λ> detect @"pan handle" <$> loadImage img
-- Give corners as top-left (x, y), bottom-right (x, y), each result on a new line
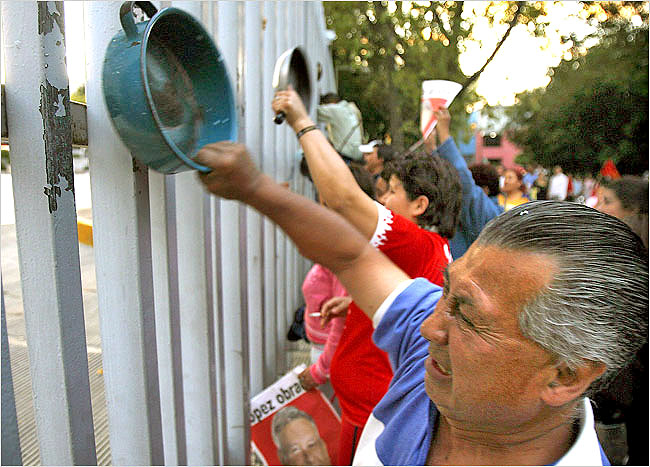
top-left (273, 111), bottom-right (286, 125)
top-left (119, 1), bottom-right (158, 40)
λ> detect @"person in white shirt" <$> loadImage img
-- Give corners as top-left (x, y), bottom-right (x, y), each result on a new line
top-left (548, 165), bottom-right (569, 200)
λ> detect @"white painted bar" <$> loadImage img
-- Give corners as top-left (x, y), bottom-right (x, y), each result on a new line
top-left (274, 1), bottom-right (290, 370)
top-left (2, 3), bottom-right (96, 464)
top-left (261, 0), bottom-right (280, 386)
top-left (215, 2), bottom-right (250, 464)
top-left (162, 3), bottom-right (220, 464)
top-left (84, 2), bottom-right (163, 464)
top-left (149, 171), bottom-right (187, 466)
top-left (202, 3), bottom-right (228, 464)
top-left (175, 169), bottom-right (218, 465)
top-left (290, 0), bottom-right (304, 319)
top-left (243, 1), bottom-right (266, 398)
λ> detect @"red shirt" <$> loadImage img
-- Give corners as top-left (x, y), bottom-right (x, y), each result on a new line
top-left (329, 203), bottom-right (452, 427)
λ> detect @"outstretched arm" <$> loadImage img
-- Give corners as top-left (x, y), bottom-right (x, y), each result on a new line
top-left (272, 89), bottom-right (378, 239)
top-left (195, 142), bottom-right (409, 319)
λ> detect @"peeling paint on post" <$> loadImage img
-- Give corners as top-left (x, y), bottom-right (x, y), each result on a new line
top-left (38, 1), bottom-right (74, 213)
top-left (40, 80), bottom-right (73, 212)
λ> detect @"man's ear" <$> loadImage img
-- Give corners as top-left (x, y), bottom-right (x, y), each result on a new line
top-left (541, 361), bottom-right (606, 407)
top-left (411, 195), bottom-right (429, 218)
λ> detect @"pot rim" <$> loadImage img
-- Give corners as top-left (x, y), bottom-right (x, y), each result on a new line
top-left (140, 7), bottom-right (231, 173)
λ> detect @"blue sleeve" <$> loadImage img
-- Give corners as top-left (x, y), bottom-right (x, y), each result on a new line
top-left (435, 137), bottom-right (503, 245)
top-left (373, 278), bottom-right (442, 373)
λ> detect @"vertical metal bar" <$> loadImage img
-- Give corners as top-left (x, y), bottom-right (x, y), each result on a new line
top-left (290, 0), bottom-right (304, 313)
top-left (274, 1), bottom-right (289, 374)
top-left (236, 2), bottom-right (252, 420)
top-left (284, 1), bottom-right (297, 334)
top-left (84, 2), bottom-right (163, 463)
top-left (149, 171), bottom-right (187, 466)
top-left (1, 278), bottom-right (22, 466)
top-left (206, 3), bottom-right (228, 464)
top-left (209, 194), bottom-right (227, 467)
top-left (175, 170), bottom-right (218, 465)
top-left (261, 0), bottom-right (279, 387)
top-left (215, 2), bottom-right (250, 464)
top-left (1, 3), bottom-right (96, 464)
top-left (166, 3), bottom-right (220, 464)
top-left (243, 0), bottom-right (265, 399)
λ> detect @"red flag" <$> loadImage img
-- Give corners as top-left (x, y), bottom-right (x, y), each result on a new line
top-left (600, 159), bottom-right (621, 179)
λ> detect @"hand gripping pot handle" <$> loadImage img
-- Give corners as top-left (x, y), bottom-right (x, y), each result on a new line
top-left (274, 111), bottom-right (287, 125)
top-left (119, 1), bottom-right (158, 40)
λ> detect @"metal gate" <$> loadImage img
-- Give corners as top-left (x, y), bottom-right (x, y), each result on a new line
top-left (1, 1), bottom-right (336, 464)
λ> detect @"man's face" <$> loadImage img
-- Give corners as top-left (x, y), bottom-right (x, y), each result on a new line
top-left (278, 418), bottom-right (331, 466)
top-left (363, 148), bottom-right (381, 174)
top-left (383, 175), bottom-right (420, 224)
top-left (419, 244), bottom-right (560, 431)
top-left (595, 187), bottom-right (632, 220)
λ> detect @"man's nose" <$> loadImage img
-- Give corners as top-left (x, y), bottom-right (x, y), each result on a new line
top-left (420, 304), bottom-right (449, 345)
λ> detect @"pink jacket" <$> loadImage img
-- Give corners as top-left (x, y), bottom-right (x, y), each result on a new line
top-left (301, 264), bottom-right (347, 385)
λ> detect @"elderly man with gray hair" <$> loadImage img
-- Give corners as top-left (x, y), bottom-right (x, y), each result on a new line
top-left (196, 141), bottom-right (648, 466)
top-left (271, 406), bottom-right (331, 466)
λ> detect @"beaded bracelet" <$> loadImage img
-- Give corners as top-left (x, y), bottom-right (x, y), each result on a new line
top-left (296, 125), bottom-right (318, 140)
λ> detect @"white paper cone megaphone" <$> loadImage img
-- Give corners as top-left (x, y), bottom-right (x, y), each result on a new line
top-left (420, 80), bottom-right (463, 139)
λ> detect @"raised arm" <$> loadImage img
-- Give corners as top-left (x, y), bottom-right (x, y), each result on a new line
top-left (272, 89), bottom-right (378, 239)
top-left (194, 142), bottom-right (408, 319)
top-left (427, 109), bottom-right (502, 242)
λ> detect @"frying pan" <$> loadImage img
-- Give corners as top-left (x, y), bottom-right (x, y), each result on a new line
top-left (272, 47), bottom-right (312, 124)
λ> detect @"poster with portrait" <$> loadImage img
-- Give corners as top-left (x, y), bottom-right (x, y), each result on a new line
top-left (420, 80), bottom-right (463, 139)
top-left (250, 365), bottom-right (341, 466)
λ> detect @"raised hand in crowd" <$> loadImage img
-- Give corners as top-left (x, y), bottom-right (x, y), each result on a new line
top-left (423, 128), bottom-right (437, 154)
top-left (434, 108), bottom-right (451, 144)
top-left (272, 85), bottom-right (312, 134)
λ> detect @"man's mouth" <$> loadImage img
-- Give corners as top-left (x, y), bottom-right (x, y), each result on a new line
top-left (426, 354), bottom-right (452, 378)
top-left (433, 359), bottom-right (451, 376)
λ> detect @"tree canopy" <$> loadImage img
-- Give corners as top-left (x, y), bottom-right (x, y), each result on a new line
top-left (506, 4), bottom-right (648, 175)
top-left (324, 1), bottom-right (648, 176)
top-left (323, 1), bottom-right (546, 150)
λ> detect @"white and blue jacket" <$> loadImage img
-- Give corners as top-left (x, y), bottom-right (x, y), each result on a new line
top-left (353, 278), bottom-right (610, 466)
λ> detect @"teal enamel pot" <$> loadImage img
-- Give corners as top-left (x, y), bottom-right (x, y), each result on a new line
top-left (102, 1), bottom-right (236, 173)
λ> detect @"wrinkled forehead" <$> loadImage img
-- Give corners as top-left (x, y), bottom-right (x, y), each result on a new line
top-left (452, 244), bottom-right (558, 314)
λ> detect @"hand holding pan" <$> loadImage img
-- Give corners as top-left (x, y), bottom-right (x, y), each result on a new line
top-left (271, 47), bottom-right (312, 124)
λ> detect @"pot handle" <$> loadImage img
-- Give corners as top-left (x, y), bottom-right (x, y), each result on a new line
top-left (273, 111), bottom-right (286, 125)
top-left (119, 1), bottom-right (158, 41)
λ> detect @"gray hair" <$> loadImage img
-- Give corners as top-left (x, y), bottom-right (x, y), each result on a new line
top-left (271, 406), bottom-right (317, 449)
top-left (476, 201), bottom-right (648, 395)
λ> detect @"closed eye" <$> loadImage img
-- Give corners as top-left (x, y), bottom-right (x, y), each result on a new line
top-left (449, 296), bottom-right (475, 329)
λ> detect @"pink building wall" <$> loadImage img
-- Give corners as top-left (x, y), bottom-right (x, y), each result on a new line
top-left (473, 132), bottom-right (523, 169)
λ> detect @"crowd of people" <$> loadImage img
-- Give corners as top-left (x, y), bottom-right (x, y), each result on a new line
top-left (195, 88), bottom-right (647, 466)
